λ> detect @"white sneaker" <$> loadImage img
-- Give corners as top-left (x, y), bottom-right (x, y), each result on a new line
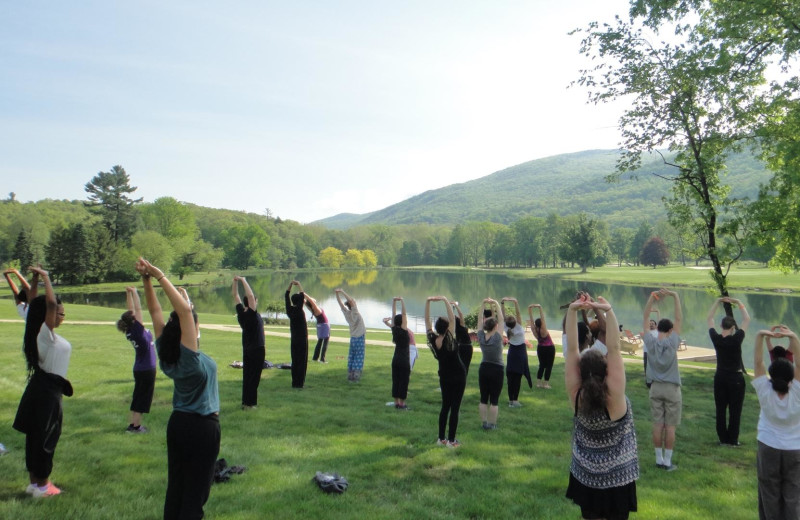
top-left (30, 482), bottom-right (61, 498)
top-left (25, 483), bottom-right (37, 495)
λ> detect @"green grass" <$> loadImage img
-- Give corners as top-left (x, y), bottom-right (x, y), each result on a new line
top-left (0, 305), bottom-right (761, 519)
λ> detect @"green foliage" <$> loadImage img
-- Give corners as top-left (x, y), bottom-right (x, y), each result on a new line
top-left (140, 196), bottom-right (198, 240)
top-left (83, 165), bottom-right (142, 245)
top-left (220, 224), bottom-right (271, 269)
top-left (46, 223), bottom-right (89, 284)
top-left (319, 246), bottom-right (345, 268)
top-left (558, 214), bottom-right (606, 273)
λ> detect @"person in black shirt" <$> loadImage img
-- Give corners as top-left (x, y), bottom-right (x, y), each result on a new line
top-left (706, 296), bottom-right (751, 446)
top-left (233, 276), bottom-right (265, 409)
top-left (452, 301), bottom-right (473, 377)
top-left (285, 280), bottom-right (309, 389)
top-left (383, 297), bottom-right (410, 409)
top-left (426, 296), bottom-right (467, 447)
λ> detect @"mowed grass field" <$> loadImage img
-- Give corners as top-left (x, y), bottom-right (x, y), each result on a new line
top-left (0, 302), bottom-right (762, 519)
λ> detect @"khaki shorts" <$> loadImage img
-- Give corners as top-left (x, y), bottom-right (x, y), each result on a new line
top-left (649, 381), bottom-right (682, 426)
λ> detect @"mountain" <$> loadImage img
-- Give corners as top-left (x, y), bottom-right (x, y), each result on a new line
top-left (313, 149), bottom-right (771, 229)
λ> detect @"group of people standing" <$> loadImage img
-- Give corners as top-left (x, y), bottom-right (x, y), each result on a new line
top-left (7, 264), bottom-right (800, 520)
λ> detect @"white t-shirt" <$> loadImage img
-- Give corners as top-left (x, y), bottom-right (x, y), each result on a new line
top-left (37, 323), bottom-right (72, 378)
top-left (753, 375), bottom-right (800, 450)
top-left (643, 329), bottom-right (657, 354)
top-left (17, 303), bottom-right (28, 319)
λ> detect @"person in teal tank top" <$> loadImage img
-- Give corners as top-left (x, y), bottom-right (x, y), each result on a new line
top-left (137, 258), bottom-right (220, 520)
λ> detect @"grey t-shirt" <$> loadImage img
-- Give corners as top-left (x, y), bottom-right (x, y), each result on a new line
top-left (643, 332), bottom-right (681, 385)
top-left (478, 329), bottom-right (504, 367)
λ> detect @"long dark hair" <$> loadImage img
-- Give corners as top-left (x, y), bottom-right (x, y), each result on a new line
top-left (117, 310), bottom-right (135, 334)
top-left (578, 349), bottom-right (608, 415)
top-left (157, 310), bottom-right (198, 365)
top-left (23, 295), bottom-right (49, 374)
top-left (769, 358), bottom-right (794, 394)
top-left (434, 317), bottom-right (456, 352)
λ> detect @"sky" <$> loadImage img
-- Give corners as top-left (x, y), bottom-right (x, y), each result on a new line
top-left (1, 1), bottom-right (633, 224)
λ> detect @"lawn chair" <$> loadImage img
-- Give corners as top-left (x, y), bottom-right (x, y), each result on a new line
top-left (619, 337), bottom-right (639, 355)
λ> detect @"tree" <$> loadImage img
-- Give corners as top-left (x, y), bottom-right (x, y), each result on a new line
top-left (398, 240), bottom-right (422, 266)
top-left (574, 11), bottom-right (767, 296)
top-left (629, 221), bottom-right (654, 266)
top-left (140, 197), bottom-right (197, 241)
top-left (130, 230), bottom-right (174, 270)
top-left (46, 224), bottom-right (89, 284)
top-left (12, 230), bottom-right (34, 273)
top-left (511, 216), bottom-right (544, 268)
top-left (220, 224), bottom-right (270, 269)
top-left (609, 228), bottom-right (634, 266)
top-left (361, 249), bottom-right (378, 268)
top-left (171, 236), bottom-right (223, 279)
top-left (343, 249), bottom-right (365, 268)
top-left (318, 247), bottom-right (344, 268)
top-left (640, 236), bottom-right (670, 268)
top-left (84, 165), bottom-right (142, 245)
top-left (559, 214), bottom-right (604, 273)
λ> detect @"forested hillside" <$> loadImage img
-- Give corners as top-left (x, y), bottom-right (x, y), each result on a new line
top-left (315, 149), bottom-right (770, 229)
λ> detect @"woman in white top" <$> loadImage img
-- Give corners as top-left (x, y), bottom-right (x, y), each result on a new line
top-left (753, 325), bottom-right (800, 520)
top-left (13, 267), bottom-right (72, 498)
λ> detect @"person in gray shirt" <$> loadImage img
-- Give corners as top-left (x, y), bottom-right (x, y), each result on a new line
top-left (643, 288), bottom-right (682, 471)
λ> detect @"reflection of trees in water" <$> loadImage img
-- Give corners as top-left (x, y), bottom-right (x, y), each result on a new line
top-left (747, 293), bottom-right (789, 324)
top-left (318, 272), bottom-right (345, 288)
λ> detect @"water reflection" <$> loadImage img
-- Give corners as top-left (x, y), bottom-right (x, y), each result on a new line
top-left (57, 269), bottom-right (800, 368)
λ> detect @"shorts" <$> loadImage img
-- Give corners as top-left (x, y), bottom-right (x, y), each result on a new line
top-left (649, 381), bottom-right (681, 426)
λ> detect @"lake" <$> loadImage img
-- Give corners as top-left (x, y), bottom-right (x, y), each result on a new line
top-left (59, 269), bottom-right (800, 366)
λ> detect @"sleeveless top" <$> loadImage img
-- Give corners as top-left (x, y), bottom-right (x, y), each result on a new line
top-left (570, 392), bottom-right (639, 489)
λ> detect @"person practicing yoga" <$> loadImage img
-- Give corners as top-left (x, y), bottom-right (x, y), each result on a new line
top-left (425, 296), bottom-right (467, 447)
top-left (116, 286), bottom-right (156, 433)
top-left (233, 276), bottom-right (265, 409)
top-left (13, 267), bottom-right (72, 498)
top-left (384, 297), bottom-right (411, 409)
top-left (335, 289), bottom-right (366, 382)
top-left (137, 258), bottom-right (220, 519)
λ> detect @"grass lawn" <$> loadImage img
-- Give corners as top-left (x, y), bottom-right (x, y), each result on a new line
top-left (0, 303), bottom-right (762, 519)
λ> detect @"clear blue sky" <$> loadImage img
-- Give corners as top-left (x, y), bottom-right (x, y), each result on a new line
top-left (1, 1), bottom-right (631, 223)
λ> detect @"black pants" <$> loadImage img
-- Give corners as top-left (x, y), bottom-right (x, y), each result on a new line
top-left (242, 348), bottom-right (265, 406)
top-left (507, 371), bottom-right (523, 401)
top-left (536, 345), bottom-right (555, 381)
top-left (131, 368), bottom-right (156, 413)
top-left (312, 337), bottom-right (329, 362)
top-left (165, 411), bottom-right (221, 520)
top-left (459, 343), bottom-right (473, 377)
top-left (439, 377), bottom-right (466, 441)
top-left (290, 339), bottom-right (308, 388)
top-left (479, 363), bottom-right (504, 406)
top-left (392, 364), bottom-right (410, 400)
top-left (714, 371), bottom-right (745, 444)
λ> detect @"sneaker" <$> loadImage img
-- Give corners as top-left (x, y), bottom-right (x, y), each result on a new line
top-left (436, 439), bottom-right (447, 446)
top-left (130, 425), bottom-right (148, 434)
top-left (663, 464), bottom-right (678, 472)
top-left (488, 423), bottom-right (498, 430)
top-left (241, 405), bottom-right (257, 411)
top-left (0, 443), bottom-right (7, 455)
top-left (656, 463), bottom-right (666, 469)
top-left (396, 404), bottom-right (409, 410)
top-left (31, 482), bottom-right (61, 498)
top-left (509, 401), bottom-right (522, 408)
top-left (482, 421), bottom-right (490, 430)
top-left (446, 440), bottom-right (461, 448)
top-left (543, 383), bottom-right (552, 390)
top-left (25, 483), bottom-right (37, 495)
top-left (125, 424), bottom-right (136, 432)
top-left (536, 382), bottom-right (544, 388)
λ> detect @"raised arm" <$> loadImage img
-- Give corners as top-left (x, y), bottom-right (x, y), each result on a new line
top-left (529, 304), bottom-right (548, 336)
top-left (397, 297), bottom-right (408, 329)
top-left (444, 297), bottom-right (456, 335)
top-left (662, 288), bottom-right (682, 334)
top-left (137, 258), bottom-right (196, 351)
top-left (30, 267), bottom-right (58, 331)
top-left (565, 296), bottom-right (588, 404)
top-left (129, 287), bottom-right (144, 324)
top-left (506, 298), bottom-right (522, 324)
top-left (452, 301), bottom-right (464, 323)
top-left (240, 276), bottom-right (256, 311)
top-left (424, 297), bottom-right (434, 332)
top-left (305, 293), bottom-right (321, 315)
top-left (643, 291), bottom-right (657, 335)
top-left (334, 289), bottom-right (346, 312)
top-left (707, 297), bottom-right (723, 329)
top-left (232, 276), bottom-right (242, 305)
top-left (137, 264), bottom-right (165, 337)
top-left (595, 297), bottom-right (624, 401)
top-left (785, 327), bottom-right (800, 382)
top-left (729, 297), bottom-right (750, 333)
top-left (754, 330), bottom-right (771, 379)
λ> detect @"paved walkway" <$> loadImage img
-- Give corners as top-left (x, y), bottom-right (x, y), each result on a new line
top-left (1, 318), bottom-right (717, 366)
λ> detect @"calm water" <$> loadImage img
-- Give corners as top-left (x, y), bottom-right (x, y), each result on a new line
top-left (58, 269), bottom-right (800, 367)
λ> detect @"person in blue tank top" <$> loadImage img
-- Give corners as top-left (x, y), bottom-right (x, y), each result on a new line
top-left (137, 258), bottom-right (220, 520)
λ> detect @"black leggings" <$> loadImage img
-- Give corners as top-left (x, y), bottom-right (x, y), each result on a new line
top-left (312, 337), bottom-right (330, 362)
top-left (714, 371), bottom-right (746, 444)
top-left (165, 411), bottom-right (221, 520)
top-left (290, 338), bottom-right (308, 388)
top-left (536, 345), bottom-right (555, 381)
top-left (242, 348), bottom-right (265, 406)
top-left (507, 371), bottom-right (523, 401)
top-left (479, 363), bottom-right (504, 406)
top-left (439, 377), bottom-right (466, 441)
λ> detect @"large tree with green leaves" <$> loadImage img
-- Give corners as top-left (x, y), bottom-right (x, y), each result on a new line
top-left (574, 9), bottom-right (771, 296)
top-left (559, 214), bottom-right (606, 273)
top-left (84, 165), bottom-right (142, 245)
